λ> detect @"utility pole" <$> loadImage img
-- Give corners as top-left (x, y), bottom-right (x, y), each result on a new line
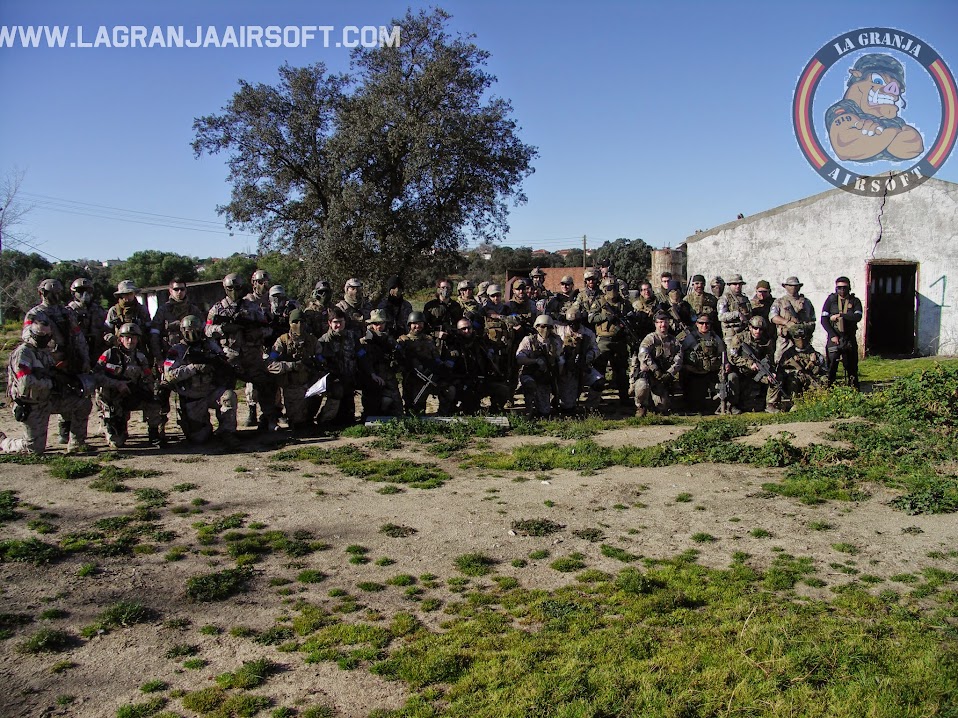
top-left (582, 234), bottom-right (587, 269)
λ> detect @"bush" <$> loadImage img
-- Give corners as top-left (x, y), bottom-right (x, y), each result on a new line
top-left (884, 364), bottom-right (958, 426)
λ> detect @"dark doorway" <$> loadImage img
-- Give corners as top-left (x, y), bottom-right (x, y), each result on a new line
top-left (866, 262), bottom-right (917, 355)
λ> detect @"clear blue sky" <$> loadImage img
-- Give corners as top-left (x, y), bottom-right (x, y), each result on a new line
top-left (2, 0), bottom-right (956, 263)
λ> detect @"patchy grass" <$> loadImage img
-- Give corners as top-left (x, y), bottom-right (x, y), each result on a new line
top-left (379, 523), bottom-right (417, 538)
top-left (511, 518), bottom-right (564, 536)
top-left (215, 658), bottom-right (276, 689)
top-left (0, 537), bottom-right (62, 564)
top-left (186, 567), bottom-right (254, 602)
top-left (454, 553), bottom-right (498, 577)
top-left (17, 627), bottom-right (77, 654)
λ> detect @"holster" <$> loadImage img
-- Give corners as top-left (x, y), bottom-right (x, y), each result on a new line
top-left (13, 400), bottom-right (32, 422)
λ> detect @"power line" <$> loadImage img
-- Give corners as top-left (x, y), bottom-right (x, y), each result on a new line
top-left (21, 191), bottom-right (260, 238)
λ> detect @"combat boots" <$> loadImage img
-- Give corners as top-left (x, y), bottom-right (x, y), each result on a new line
top-left (244, 405), bottom-right (258, 427)
top-left (148, 426), bottom-right (168, 448)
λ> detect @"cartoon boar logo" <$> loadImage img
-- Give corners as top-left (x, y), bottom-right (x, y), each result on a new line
top-left (826, 53), bottom-right (923, 162)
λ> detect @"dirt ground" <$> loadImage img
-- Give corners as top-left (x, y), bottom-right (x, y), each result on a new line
top-left (0, 408), bottom-right (955, 718)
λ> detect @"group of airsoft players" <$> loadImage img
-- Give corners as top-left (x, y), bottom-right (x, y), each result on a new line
top-left (1, 265), bottom-right (863, 454)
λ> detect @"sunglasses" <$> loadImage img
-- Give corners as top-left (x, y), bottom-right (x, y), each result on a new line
top-left (171, 287), bottom-right (186, 293)
top-left (836, 285), bottom-right (850, 290)
top-left (560, 282), bottom-right (572, 286)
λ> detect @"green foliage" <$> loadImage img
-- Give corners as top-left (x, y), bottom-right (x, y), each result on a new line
top-left (48, 457), bottom-right (101, 480)
top-left (297, 570), bottom-right (326, 584)
top-left (0, 537), bottom-right (62, 564)
top-left (192, 7), bottom-right (536, 289)
top-left (510, 518), bottom-right (564, 536)
top-left (215, 658), bottom-right (276, 689)
top-left (550, 553), bottom-right (587, 572)
top-left (0, 490), bottom-right (20, 521)
top-left (339, 458), bottom-right (450, 489)
top-left (186, 567), bottom-right (254, 602)
top-left (591, 238), bottom-right (654, 289)
top-left (17, 627), bottom-right (76, 653)
top-left (165, 643), bottom-right (198, 659)
top-left (691, 533), bottom-right (717, 544)
top-left (98, 601), bottom-right (155, 629)
top-left (600, 544), bottom-right (640, 563)
top-left (454, 553), bottom-right (498, 577)
top-left (883, 363), bottom-right (958, 426)
top-left (115, 696), bottom-right (168, 718)
top-left (380, 523), bottom-right (417, 538)
top-left (889, 478), bottom-right (958, 515)
top-left (112, 250), bottom-right (198, 289)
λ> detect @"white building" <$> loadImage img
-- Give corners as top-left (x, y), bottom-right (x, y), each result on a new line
top-left (685, 178), bottom-right (958, 356)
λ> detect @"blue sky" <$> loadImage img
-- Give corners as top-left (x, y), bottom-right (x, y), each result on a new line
top-left (1, 0), bottom-right (956, 263)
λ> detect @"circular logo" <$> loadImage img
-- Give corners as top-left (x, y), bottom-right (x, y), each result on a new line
top-left (793, 27), bottom-right (957, 196)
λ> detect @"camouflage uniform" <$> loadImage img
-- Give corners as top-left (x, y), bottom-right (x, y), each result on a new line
top-left (335, 297), bottom-right (372, 339)
top-left (358, 323), bottom-right (403, 418)
top-left (632, 330), bottom-right (683, 415)
top-left (423, 297), bottom-right (463, 338)
top-left (769, 290), bottom-right (816, 363)
top-left (717, 290), bottom-right (752, 342)
top-left (206, 295), bottom-right (278, 429)
top-left (680, 327), bottom-right (729, 413)
top-left (267, 326), bottom-right (324, 428)
top-left (316, 326), bottom-right (359, 426)
top-left (728, 325), bottom-right (781, 412)
top-left (685, 290), bottom-right (718, 323)
top-left (24, 301), bottom-right (90, 373)
top-left (150, 292), bottom-right (203, 436)
top-left (95, 340), bottom-right (163, 448)
top-left (398, 327), bottom-right (448, 414)
top-left (105, 300), bottom-right (152, 358)
top-left (163, 338), bottom-right (238, 444)
top-left (555, 320), bottom-right (602, 411)
top-left (516, 328), bottom-right (564, 417)
top-left (446, 325), bottom-right (510, 414)
top-left (67, 297), bottom-right (107, 368)
top-left (778, 341), bottom-right (827, 403)
top-left (589, 285), bottom-right (634, 405)
top-left (1, 324), bottom-right (93, 454)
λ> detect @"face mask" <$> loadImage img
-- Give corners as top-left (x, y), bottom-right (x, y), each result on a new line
top-left (289, 323), bottom-right (301, 338)
top-left (119, 296), bottom-right (135, 307)
top-left (438, 287), bottom-right (451, 300)
top-left (35, 334), bottom-right (53, 348)
top-left (79, 292), bottom-right (93, 305)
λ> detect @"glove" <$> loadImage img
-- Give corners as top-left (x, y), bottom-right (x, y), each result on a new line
top-left (536, 358), bottom-right (547, 370)
top-left (654, 369), bottom-right (667, 382)
top-left (195, 363), bottom-right (215, 375)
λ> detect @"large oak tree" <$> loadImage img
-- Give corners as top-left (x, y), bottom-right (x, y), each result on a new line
top-left (192, 8), bottom-right (537, 290)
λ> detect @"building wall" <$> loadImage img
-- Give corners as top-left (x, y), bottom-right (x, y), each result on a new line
top-left (685, 179), bottom-right (958, 355)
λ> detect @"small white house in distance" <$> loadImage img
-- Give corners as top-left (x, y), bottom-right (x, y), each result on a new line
top-left (684, 178), bottom-right (958, 357)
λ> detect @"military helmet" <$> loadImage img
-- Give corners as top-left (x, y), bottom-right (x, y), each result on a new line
top-left (38, 278), bottom-right (64, 295)
top-left (268, 284), bottom-right (287, 298)
top-left (533, 314), bottom-right (554, 328)
top-left (114, 280), bottom-right (139, 296)
top-left (601, 278), bottom-right (617, 290)
top-left (23, 315), bottom-right (53, 343)
top-left (345, 277), bottom-right (363, 289)
top-left (313, 279), bottom-right (331, 292)
top-left (70, 277), bottom-right (94, 293)
top-left (223, 273), bottom-right (244, 289)
top-left (529, 267), bottom-right (545, 277)
top-left (789, 325), bottom-right (808, 338)
top-left (560, 275), bottom-right (574, 285)
top-left (457, 279), bottom-right (474, 292)
top-left (367, 309), bottom-right (389, 324)
top-left (181, 315), bottom-right (205, 343)
top-left (118, 322), bottom-right (142, 338)
top-left (710, 276), bottom-right (725, 288)
top-left (486, 284), bottom-right (502, 297)
top-left (849, 53), bottom-right (905, 88)
top-left (407, 311), bottom-right (426, 324)
top-left (749, 316), bottom-right (767, 329)
top-left (251, 269), bottom-right (270, 283)
top-left (566, 306), bottom-right (584, 322)
top-left (583, 269), bottom-right (598, 280)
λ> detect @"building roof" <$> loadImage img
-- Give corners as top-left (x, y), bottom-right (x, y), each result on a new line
top-left (685, 176), bottom-right (957, 245)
